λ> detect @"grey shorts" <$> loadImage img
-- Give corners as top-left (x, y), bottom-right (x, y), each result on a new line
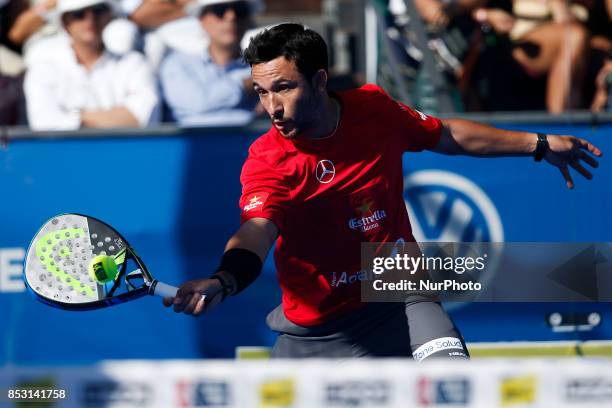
top-left (267, 301), bottom-right (469, 360)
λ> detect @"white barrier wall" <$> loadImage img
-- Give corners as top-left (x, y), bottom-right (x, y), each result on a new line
top-left (1, 358), bottom-right (612, 407)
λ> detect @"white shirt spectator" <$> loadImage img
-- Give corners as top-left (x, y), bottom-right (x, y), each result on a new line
top-left (24, 33), bottom-right (159, 130)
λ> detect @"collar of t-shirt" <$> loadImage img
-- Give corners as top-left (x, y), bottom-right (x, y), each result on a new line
top-left (52, 33), bottom-right (116, 73)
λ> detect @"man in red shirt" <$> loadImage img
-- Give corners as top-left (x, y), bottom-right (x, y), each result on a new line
top-left (164, 23), bottom-right (603, 359)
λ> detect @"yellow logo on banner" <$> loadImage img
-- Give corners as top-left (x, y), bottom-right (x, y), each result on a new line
top-left (259, 378), bottom-right (295, 407)
top-left (500, 375), bottom-right (537, 406)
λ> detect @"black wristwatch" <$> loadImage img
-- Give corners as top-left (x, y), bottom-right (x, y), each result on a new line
top-left (533, 133), bottom-right (549, 162)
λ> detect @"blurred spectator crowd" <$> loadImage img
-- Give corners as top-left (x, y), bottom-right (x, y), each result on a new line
top-left (387, 0), bottom-right (612, 113)
top-left (0, 0), bottom-right (261, 129)
top-left (0, 0), bottom-right (610, 130)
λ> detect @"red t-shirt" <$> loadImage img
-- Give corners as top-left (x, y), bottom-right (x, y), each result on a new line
top-left (239, 84), bottom-right (442, 326)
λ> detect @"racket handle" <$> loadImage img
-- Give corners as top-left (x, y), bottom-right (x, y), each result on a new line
top-left (152, 281), bottom-right (179, 298)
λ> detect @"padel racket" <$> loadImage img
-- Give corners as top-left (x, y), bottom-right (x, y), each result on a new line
top-left (23, 213), bottom-right (181, 310)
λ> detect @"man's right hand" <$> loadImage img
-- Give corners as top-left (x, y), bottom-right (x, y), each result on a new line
top-left (162, 278), bottom-right (225, 316)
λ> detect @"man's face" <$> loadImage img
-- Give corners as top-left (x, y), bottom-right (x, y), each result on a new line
top-left (200, 1), bottom-right (251, 49)
top-left (63, 3), bottom-right (112, 47)
top-left (252, 56), bottom-right (324, 139)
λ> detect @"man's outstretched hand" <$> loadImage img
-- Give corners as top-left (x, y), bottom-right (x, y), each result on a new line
top-left (162, 278), bottom-right (224, 316)
top-left (545, 135), bottom-right (603, 189)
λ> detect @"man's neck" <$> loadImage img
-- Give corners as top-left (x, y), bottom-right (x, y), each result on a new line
top-left (304, 94), bottom-right (340, 140)
top-left (73, 41), bottom-right (104, 71)
top-left (208, 43), bottom-right (241, 66)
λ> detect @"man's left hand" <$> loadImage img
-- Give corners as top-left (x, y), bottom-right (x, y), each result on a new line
top-left (545, 135), bottom-right (603, 189)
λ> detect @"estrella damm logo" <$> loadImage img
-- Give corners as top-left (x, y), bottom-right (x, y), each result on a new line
top-left (243, 192), bottom-right (269, 213)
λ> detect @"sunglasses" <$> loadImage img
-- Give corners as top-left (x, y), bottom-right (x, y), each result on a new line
top-left (202, 1), bottom-right (251, 19)
top-left (66, 4), bottom-right (111, 20)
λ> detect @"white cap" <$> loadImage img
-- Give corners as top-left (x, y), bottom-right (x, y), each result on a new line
top-left (57, 0), bottom-right (115, 15)
top-left (186, 0), bottom-right (264, 17)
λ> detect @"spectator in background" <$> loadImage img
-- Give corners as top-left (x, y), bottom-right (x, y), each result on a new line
top-left (472, 0), bottom-right (589, 113)
top-left (159, 0), bottom-right (260, 126)
top-left (124, 0), bottom-right (206, 70)
top-left (24, 0), bottom-right (159, 130)
top-left (1, 0), bottom-right (29, 124)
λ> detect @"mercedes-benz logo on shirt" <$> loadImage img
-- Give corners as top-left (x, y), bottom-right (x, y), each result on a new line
top-left (315, 160), bottom-right (336, 184)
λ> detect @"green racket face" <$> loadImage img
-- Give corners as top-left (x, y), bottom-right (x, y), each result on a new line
top-left (24, 214), bottom-right (134, 307)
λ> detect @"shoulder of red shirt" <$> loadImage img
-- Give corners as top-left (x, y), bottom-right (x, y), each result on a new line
top-left (337, 83), bottom-right (395, 108)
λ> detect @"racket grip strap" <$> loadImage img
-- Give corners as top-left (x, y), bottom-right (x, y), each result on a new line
top-left (152, 281), bottom-right (179, 298)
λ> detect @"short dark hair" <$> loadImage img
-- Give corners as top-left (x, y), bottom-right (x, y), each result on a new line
top-left (243, 23), bottom-right (328, 82)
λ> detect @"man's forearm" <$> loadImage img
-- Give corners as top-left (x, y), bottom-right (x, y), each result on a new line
top-left (437, 118), bottom-right (538, 157)
top-left (81, 108), bottom-right (139, 128)
top-left (129, 0), bottom-right (187, 29)
top-left (214, 218), bottom-right (277, 296)
top-left (8, 9), bottom-right (47, 45)
top-left (224, 218), bottom-right (277, 263)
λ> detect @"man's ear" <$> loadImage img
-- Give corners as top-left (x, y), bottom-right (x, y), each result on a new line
top-left (311, 69), bottom-right (328, 94)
